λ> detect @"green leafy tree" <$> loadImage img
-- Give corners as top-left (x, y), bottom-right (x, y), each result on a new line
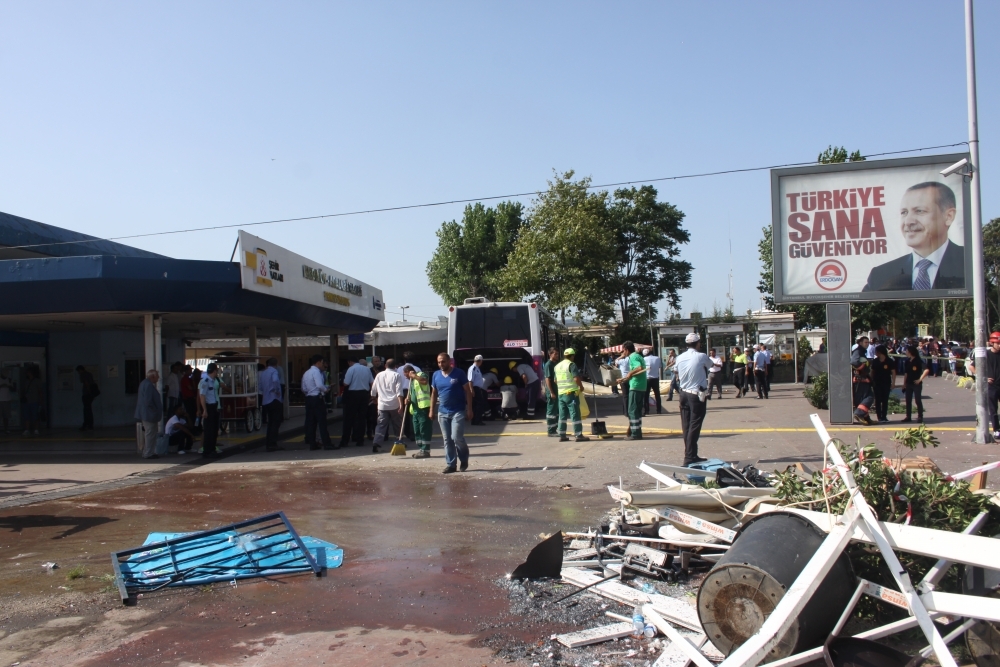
top-left (500, 171), bottom-right (609, 321)
top-left (818, 145), bottom-right (864, 164)
top-left (426, 201), bottom-right (525, 305)
top-left (602, 185), bottom-right (692, 330)
top-left (983, 217), bottom-right (1000, 327)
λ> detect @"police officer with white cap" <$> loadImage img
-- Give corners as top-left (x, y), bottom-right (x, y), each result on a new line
top-left (674, 332), bottom-right (713, 466)
top-left (469, 354), bottom-right (486, 425)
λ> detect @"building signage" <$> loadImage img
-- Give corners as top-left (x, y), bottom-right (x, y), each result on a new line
top-left (347, 333), bottom-right (365, 350)
top-left (238, 231), bottom-right (384, 320)
top-left (771, 154), bottom-right (973, 304)
top-left (706, 324), bottom-right (744, 334)
top-left (659, 326), bottom-right (695, 336)
top-left (758, 322), bottom-right (796, 332)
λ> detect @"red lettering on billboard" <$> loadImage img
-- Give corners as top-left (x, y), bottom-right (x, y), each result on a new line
top-left (812, 211), bottom-right (835, 241)
top-left (788, 213), bottom-right (810, 242)
top-left (861, 208), bottom-right (886, 238)
top-left (835, 209), bottom-right (859, 239)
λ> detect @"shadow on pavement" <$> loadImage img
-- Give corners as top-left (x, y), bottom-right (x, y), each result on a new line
top-left (0, 514), bottom-right (117, 539)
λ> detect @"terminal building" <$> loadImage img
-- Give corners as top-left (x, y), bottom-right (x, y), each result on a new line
top-left (0, 212), bottom-right (384, 429)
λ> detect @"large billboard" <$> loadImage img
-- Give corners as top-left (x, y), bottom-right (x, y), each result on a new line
top-left (771, 154), bottom-right (972, 304)
top-left (238, 231), bottom-right (385, 321)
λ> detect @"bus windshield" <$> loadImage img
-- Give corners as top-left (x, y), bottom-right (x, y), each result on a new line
top-left (453, 306), bottom-right (531, 350)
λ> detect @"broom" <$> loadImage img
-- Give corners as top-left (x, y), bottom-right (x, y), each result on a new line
top-left (390, 409), bottom-right (407, 456)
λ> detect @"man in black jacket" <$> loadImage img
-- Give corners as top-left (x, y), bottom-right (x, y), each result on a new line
top-left (863, 182), bottom-right (964, 292)
top-left (970, 331), bottom-right (1000, 439)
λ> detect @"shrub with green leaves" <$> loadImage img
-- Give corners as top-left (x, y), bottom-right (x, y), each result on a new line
top-left (803, 372), bottom-right (828, 410)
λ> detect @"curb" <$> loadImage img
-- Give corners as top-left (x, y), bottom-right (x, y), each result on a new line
top-left (0, 413), bottom-right (343, 510)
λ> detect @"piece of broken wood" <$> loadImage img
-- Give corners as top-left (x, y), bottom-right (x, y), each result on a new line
top-left (555, 622), bottom-right (636, 648)
top-left (561, 567), bottom-right (701, 631)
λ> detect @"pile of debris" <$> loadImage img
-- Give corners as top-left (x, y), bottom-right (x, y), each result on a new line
top-left (502, 416), bottom-right (1000, 667)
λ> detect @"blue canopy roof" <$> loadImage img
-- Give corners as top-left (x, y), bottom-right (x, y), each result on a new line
top-left (0, 210), bottom-right (163, 259)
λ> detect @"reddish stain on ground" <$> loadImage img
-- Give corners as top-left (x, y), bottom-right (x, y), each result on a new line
top-left (0, 465), bottom-right (602, 665)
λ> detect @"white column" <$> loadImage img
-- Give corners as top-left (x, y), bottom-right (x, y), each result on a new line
top-left (280, 331), bottom-right (289, 419)
top-left (143, 314), bottom-right (162, 392)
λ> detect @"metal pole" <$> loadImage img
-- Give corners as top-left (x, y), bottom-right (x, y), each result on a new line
top-left (965, 0), bottom-right (991, 444)
top-left (942, 300), bottom-right (947, 341)
top-left (793, 330), bottom-right (799, 384)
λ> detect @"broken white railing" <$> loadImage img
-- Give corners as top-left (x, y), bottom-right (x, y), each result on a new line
top-left (652, 413), bottom-right (998, 667)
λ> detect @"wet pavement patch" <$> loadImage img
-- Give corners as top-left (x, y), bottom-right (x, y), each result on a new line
top-left (0, 464), bottom-right (605, 666)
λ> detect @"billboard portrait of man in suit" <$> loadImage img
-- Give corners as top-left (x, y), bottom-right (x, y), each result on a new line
top-left (862, 181), bottom-right (964, 292)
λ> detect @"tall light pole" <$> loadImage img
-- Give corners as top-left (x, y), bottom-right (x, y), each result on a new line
top-left (964, 0), bottom-right (991, 444)
top-left (399, 306), bottom-right (410, 322)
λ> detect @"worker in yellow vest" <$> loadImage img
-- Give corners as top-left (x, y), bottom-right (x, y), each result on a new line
top-left (555, 348), bottom-right (590, 442)
top-left (404, 367), bottom-right (432, 458)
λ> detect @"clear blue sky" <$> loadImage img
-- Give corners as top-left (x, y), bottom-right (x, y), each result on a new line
top-left (2, 2), bottom-right (996, 324)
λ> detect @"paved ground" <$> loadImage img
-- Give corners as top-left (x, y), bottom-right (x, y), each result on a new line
top-left (0, 377), bottom-right (996, 666)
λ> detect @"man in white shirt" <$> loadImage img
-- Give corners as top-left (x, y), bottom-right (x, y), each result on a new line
top-left (165, 404), bottom-right (195, 454)
top-left (468, 355), bottom-right (486, 425)
top-left (707, 349), bottom-right (724, 399)
top-left (301, 354), bottom-right (332, 450)
top-left (339, 357), bottom-right (372, 448)
top-left (515, 361), bottom-right (541, 418)
top-left (397, 352), bottom-right (421, 441)
top-left (370, 358), bottom-right (403, 453)
top-left (674, 333), bottom-right (714, 466)
top-left (642, 348), bottom-right (663, 415)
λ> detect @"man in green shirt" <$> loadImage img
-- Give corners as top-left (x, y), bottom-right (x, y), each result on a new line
top-left (555, 348), bottom-right (590, 442)
top-left (542, 347), bottom-right (560, 436)
top-left (616, 341), bottom-right (647, 440)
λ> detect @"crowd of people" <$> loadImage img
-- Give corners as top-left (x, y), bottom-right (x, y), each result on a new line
top-left (850, 332), bottom-right (1000, 433)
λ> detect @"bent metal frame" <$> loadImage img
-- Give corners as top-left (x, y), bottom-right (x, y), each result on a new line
top-left (110, 511), bottom-right (321, 604)
top-left (648, 413), bottom-right (1000, 667)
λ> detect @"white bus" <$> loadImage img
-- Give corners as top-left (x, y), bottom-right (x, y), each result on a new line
top-left (447, 299), bottom-right (567, 401)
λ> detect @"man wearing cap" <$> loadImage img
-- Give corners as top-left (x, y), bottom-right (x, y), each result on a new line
top-left (198, 363), bottom-right (221, 458)
top-left (554, 348), bottom-right (589, 442)
top-left (468, 355), bottom-right (486, 425)
top-left (615, 341), bottom-right (647, 440)
top-left (403, 366), bottom-right (433, 457)
top-left (674, 333), bottom-right (713, 465)
top-left (851, 336), bottom-right (875, 425)
top-left (543, 347), bottom-right (560, 436)
top-left (752, 344), bottom-right (770, 400)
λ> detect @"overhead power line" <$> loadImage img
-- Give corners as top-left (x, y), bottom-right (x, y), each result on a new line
top-left (6, 141), bottom-right (968, 252)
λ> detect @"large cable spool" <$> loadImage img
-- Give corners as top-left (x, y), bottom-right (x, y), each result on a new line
top-left (697, 512), bottom-right (855, 660)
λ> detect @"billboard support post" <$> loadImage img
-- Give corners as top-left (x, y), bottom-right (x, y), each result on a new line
top-left (964, 0), bottom-right (991, 444)
top-left (827, 303), bottom-right (853, 425)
